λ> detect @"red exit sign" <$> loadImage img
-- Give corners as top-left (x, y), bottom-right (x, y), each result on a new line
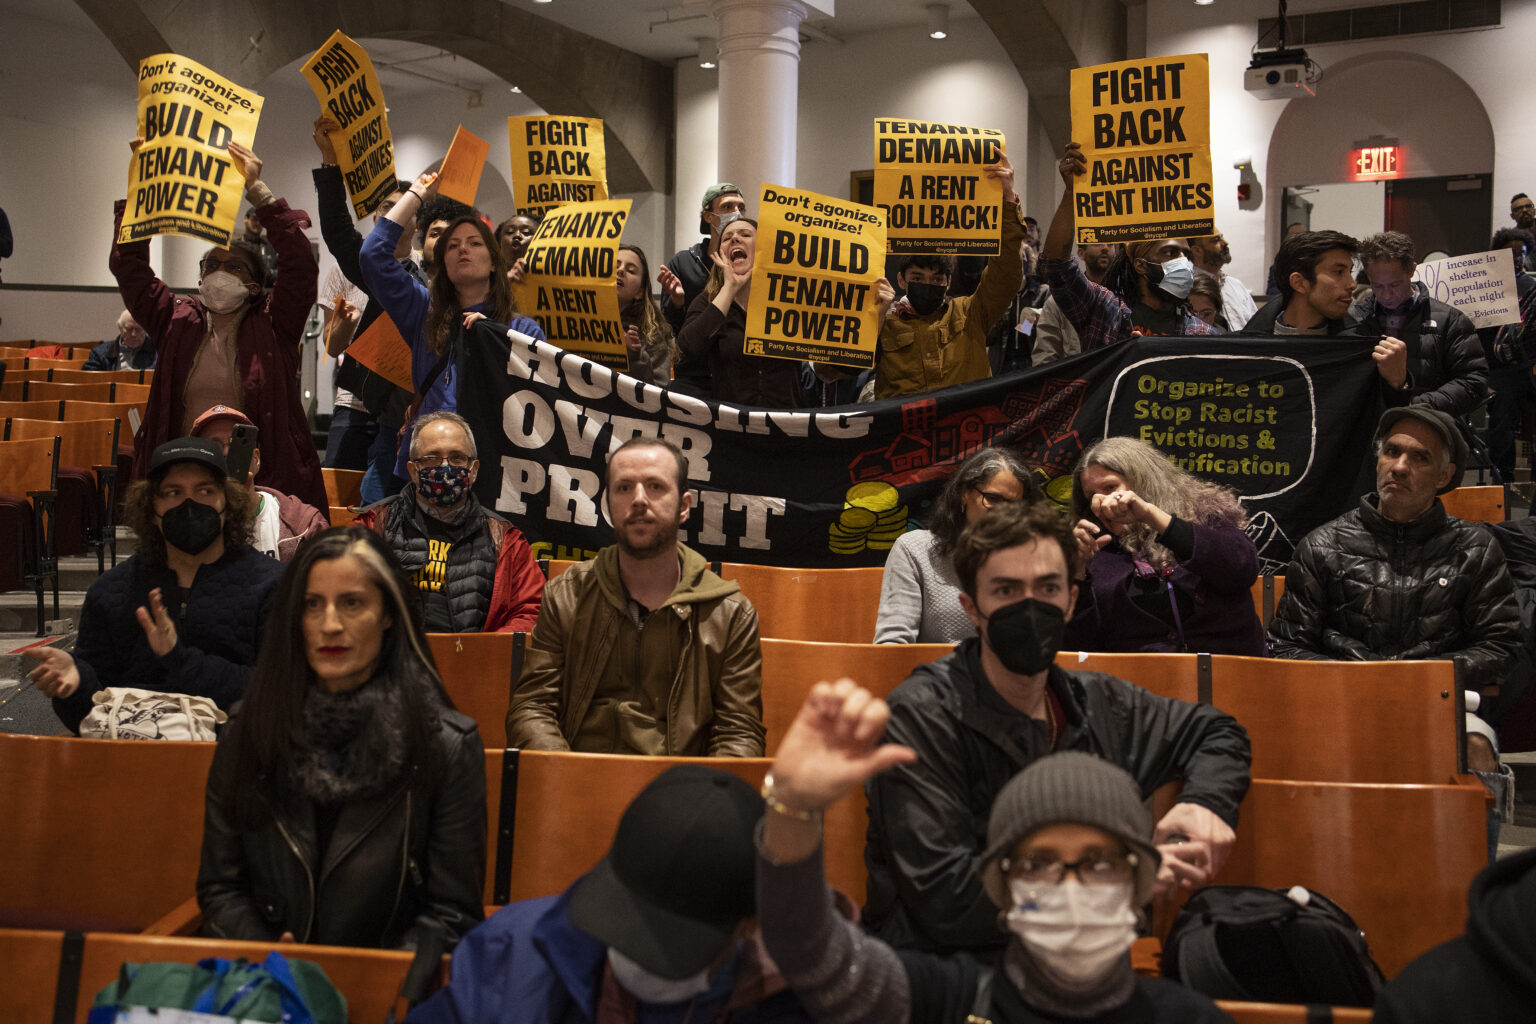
top-left (1350, 145), bottom-right (1402, 181)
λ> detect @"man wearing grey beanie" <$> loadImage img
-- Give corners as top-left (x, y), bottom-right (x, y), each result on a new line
top-left (757, 681), bottom-right (1231, 1022)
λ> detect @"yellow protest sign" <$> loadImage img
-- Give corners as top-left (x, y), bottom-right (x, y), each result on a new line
top-left (119, 54), bottom-right (263, 246)
top-left (1069, 53), bottom-right (1213, 244)
top-left (511, 199), bottom-right (632, 368)
top-left (508, 116), bottom-right (609, 217)
top-left (438, 125), bottom-right (489, 207)
top-left (301, 31), bottom-right (397, 218)
top-left (873, 118), bottom-right (1005, 254)
top-left (344, 312), bottom-right (413, 392)
top-left (745, 184), bottom-right (886, 369)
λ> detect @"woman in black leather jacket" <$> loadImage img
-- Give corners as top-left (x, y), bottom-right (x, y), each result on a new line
top-left (197, 527), bottom-right (486, 951)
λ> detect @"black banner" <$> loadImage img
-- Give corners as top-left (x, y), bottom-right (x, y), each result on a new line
top-left (463, 330), bottom-right (1383, 570)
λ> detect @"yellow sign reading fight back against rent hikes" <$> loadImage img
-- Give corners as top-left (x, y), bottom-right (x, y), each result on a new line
top-left (745, 184), bottom-right (887, 369)
top-left (873, 118), bottom-right (1004, 255)
top-left (508, 116), bottom-right (609, 217)
top-left (119, 54), bottom-right (264, 246)
top-left (301, 31), bottom-right (397, 218)
top-left (511, 199), bottom-right (631, 369)
top-left (1069, 53), bottom-right (1213, 244)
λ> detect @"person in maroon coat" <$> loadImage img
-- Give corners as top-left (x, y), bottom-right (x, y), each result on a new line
top-left (1067, 436), bottom-right (1266, 656)
top-left (111, 139), bottom-right (326, 511)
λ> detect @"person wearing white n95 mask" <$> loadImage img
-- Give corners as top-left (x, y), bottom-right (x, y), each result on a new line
top-left (756, 686), bottom-right (1234, 1023)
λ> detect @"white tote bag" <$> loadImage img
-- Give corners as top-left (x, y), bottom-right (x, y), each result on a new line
top-left (78, 687), bottom-right (227, 741)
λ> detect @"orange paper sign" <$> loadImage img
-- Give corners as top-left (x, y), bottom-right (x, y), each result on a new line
top-left (437, 125), bottom-right (489, 207)
top-left (344, 312), bottom-right (413, 392)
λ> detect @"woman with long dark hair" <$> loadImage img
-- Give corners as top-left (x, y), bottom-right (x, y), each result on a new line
top-left (616, 243), bottom-right (677, 386)
top-left (360, 172), bottom-right (545, 483)
top-left (874, 447), bottom-right (1040, 643)
top-left (197, 527), bottom-right (486, 950)
top-left (1068, 437), bottom-right (1265, 655)
top-left (676, 217), bottom-right (806, 407)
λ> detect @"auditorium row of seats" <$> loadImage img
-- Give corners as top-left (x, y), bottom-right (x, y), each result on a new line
top-left (1, 643), bottom-right (1485, 1021)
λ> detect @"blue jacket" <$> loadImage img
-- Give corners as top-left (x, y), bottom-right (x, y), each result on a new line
top-left (83, 335), bottom-right (158, 371)
top-left (358, 218), bottom-right (545, 478)
top-left (408, 887), bottom-right (813, 1024)
top-left (52, 547), bottom-right (284, 732)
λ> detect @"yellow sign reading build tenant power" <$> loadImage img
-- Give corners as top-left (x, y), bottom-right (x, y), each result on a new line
top-left (301, 31), bottom-right (397, 218)
top-left (873, 118), bottom-right (1005, 254)
top-left (745, 185), bottom-right (887, 369)
top-left (511, 199), bottom-right (631, 369)
top-left (1069, 53), bottom-right (1212, 244)
top-left (508, 116), bottom-right (609, 217)
top-left (120, 54), bottom-right (263, 246)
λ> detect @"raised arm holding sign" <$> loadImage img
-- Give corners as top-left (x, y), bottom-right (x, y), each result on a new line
top-left (300, 31), bottom-right (397, 218)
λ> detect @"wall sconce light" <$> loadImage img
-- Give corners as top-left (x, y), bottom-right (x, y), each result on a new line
top-left (698, 38), bottom-right (716, 69)
top-left (927, 4), bottom-right (949, 39)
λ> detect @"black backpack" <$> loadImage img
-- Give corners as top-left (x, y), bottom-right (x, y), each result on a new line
top-left (1162, 884), bottom-right (1386, 1006)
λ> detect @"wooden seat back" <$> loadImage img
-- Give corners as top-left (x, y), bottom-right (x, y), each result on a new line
top-left (321, 467), bottom-right (365, 507)
top-left (112, 382), bottom-right (153, 404)
top-left (545, 557), bottom-right (581, 579)
top-left (718, 563), bottom-right (885, 642)
top-left (499, 751), bottom-right (869, 906)
top-left (760, 639), bottom-right (952, 754)
top-left (1209, 657), bottom-right (1462, 783)
top-left (1216, 1002), bottom-right (1372, 1023)
top-left (1211, 778), bottom-right (1486, 978)
top-left (1440, 485), bottom-right (1505, 523)
top-left (0, 929), bottom-right (66, 1023)
top-left (24, 380), bottom-right (116, 403)
top-left (47, 368), bottom-right (152, 385)
top-left (329, 505), bottom-right (359, 527)
top-left (5, 417), bottom-right (119, 474)
top-left (0, 735), bottom-right (215, 932)
top-left (62, 399), bottom-right (148, 431)
top-left (0, 435), bottom-right (60, 498)
top-left (1249, 575), bottom-right (1286, 627)
top-left (1056, 651), bottom-right (1202, 703)
top-left (0, 378), bottom-right (24, 401)
top-left (428, 632), bottom-right (522, 749)
top-left (0, 399), bottom-right (63, 421)
top-left (23, 355), bottom-right (90, 370)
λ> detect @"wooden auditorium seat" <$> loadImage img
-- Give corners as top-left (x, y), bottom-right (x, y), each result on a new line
top-left (1208, 656), bottom-right (1466, 784)
top-left (5, 416), bottom-right (122, 569)
top-left (1056, 651), bottom-right (1201, 703)
top-left (24, 380), bottom-right (116, 403)
top-left (759, 638), bottom-right (952, 754)
top-left (0, 398), bottom-right (63, 422)
top-left (0, 734), bottom-right (215, 933)
top-left (495, 751), bottom-right (870, 907)
top-left (427, 632), bottom-right (524, 749)
top-left (1249, 574), bottom-right (1286, 628)
top-left (718, 562), bottom-right (885, 643)
top-left (1440, 485), bottom-right (1505, 523)
top-left (321, 466), bottom-right (364, 508)
top-left (0, 434), bottom-right (60, 629)
top-left (1216, 1002), bottom-right (1372, 1023)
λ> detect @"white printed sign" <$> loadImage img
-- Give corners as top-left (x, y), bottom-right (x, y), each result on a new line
top-left (1413, 248), bottom-right (1521, 329)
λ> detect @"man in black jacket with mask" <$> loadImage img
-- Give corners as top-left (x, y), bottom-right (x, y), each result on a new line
top-left (862, 500), bottom-right (1251, 957)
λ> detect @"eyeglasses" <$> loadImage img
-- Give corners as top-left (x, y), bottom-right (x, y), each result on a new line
top-left (200, 257), bottom-right (252, 277)
top-left (970, 487), bottom-right (1020, 510)
top-left (413, 454), bottom-right (473, 468)
top-left (1005, 851), bottom-right (1138, 886)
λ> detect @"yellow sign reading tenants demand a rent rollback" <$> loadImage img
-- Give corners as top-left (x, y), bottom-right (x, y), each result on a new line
top-left (873, 118), bottom-right (1005, 255)
top-left (511, 199), bottom-right (631, 369)
top-left (1069, 53), bottom-right (1213, 244)
top-left (508, 116), bottom-right (609, 217)
top-left (120, 54), bottom-right (264, 246)
top-left (745, 184), bottom-right (887, 369)
top-left (301, 31), bottom-right (397, 218)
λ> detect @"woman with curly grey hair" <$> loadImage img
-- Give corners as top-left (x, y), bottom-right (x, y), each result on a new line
top-left (1068, 436), bottom-right (1265, 655)
top-left (874, 446), bottom-right (1041, 643)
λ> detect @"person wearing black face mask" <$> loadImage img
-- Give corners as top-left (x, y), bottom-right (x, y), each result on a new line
top-left (860, 500), bottom-right (1251, 958)
top-left (27, 438), bottom-right (285, 735)
top-left (816, 156), bottom-right (1026, 401)
top-left (1039, 143), bottom-right (1216, 351)
top-left (353, 412), bottom-right (544, 634)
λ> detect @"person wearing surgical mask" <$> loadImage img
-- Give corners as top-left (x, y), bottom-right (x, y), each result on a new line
top-left (110, 138), bottom-right (327, 512)
top-left (758, 701), bottom-right (1233, 1022)
top-left (26, 438), bottom-right (284, 735)
top-left (1039, 142), bottom-right (1217, 350)
top-left (856, 500), bottom-right (1251, 958)
top-left (352, 411), bottom-right (542, 634)
top-left (408, 765), bottom-right (826, 1024)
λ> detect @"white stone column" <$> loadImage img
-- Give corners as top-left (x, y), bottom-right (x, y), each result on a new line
top-left (710, 0), bottom-right (831, 197)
